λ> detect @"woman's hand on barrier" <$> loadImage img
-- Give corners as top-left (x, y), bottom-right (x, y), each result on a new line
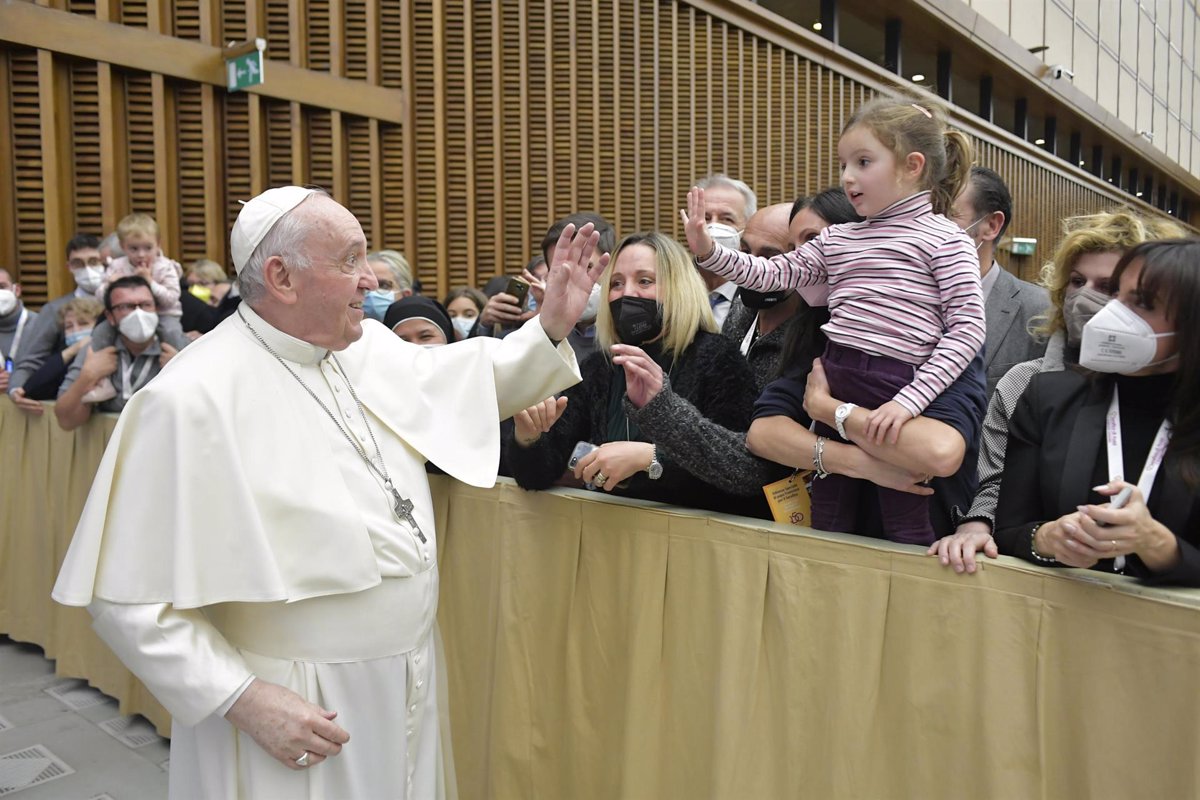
top-left (683, 187), bottom-right (714, 259)
top-left (927, 521), bottom-right (998, 574)
top-left (1039, 514), bottom-right (1101, 568)
top-left (514, 396), bottom-right (567, 447)
top-left (575, 441), bottom-right (655, 491)
top-left (1071, 481), bottom-right (1180, 571)
top-left (612, 344), bottom-right (664, 409)
top-left (7, 387), bottom-right (44, 416)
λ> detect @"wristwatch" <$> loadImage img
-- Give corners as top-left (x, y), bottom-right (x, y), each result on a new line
top-left (834, 402), bottom-right (857, 440)
top-left (647, 445), bottom-right (663, 480)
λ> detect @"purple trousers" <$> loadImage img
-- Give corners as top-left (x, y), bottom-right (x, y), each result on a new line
top-left (811, 342), bottom-right (934, 545)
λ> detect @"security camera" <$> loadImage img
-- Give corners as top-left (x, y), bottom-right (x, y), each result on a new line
top-left (1048, 64), bottom-right (1074, 80)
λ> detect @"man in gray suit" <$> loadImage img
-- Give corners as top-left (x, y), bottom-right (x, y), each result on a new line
top-left (950, 167), bottom-right (1049, 396)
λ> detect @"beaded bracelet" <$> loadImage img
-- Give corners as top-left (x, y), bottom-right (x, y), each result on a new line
top-left (1029, 523), bottom-right (1057, 564)
top-left (813, 436), bottom-right (830, 479)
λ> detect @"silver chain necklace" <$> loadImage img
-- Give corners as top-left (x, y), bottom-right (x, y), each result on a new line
top-left (238, 308), bottom-right (426, 543)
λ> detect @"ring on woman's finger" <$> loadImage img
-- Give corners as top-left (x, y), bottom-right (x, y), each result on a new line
top-left (593, 471), bottom-right (608, 487)
top-left (1110, 540), bottom-right (1117, 552)
top-left (296, 751), bottom-right (310, 767)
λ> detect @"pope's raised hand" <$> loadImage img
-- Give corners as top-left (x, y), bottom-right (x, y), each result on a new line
top-left (538, 223), bottom-right (610, 342)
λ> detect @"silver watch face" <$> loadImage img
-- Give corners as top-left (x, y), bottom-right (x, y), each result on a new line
top-left (648, 461), bottom-right (663, 480)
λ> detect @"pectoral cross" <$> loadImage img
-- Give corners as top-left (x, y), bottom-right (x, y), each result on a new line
top-left (386, 483), bottom-right (427, 543)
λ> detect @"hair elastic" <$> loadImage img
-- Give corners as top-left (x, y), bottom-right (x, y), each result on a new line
top-left (911, 103), bottom-right (933, 119)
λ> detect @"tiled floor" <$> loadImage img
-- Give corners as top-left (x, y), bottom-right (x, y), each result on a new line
top-left (0, 635), bottom-right (168, 798)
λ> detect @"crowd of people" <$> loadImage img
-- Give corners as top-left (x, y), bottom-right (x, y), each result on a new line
top-left (5, 95), bottom-right (1198, 590)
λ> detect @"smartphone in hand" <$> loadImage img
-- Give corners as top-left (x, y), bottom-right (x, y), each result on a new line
top-left (506, 277), bottom-right (530, 309)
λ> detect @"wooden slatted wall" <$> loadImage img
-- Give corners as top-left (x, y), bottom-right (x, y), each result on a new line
top-left (1, 0), bottom-right (1191, 306)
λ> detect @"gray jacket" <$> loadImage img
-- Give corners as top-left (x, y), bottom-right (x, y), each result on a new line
top-left (982, 267), bottom-right (1050, 397)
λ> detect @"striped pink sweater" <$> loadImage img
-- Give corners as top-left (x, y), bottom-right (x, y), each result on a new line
top-left (697, 191), bottom-right (985, 416)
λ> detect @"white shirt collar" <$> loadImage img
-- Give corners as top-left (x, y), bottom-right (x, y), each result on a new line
top-left (980, 261), bottom-right (1001, 300)
top-left (712, 281), bottom-right (738, 302)
top-left (236, 302), bottom-right (329, 365)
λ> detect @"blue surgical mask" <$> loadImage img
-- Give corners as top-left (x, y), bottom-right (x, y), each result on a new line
top-left (65, 328), bottom-right (93, 347)
top-left (363, 290), bottom-right (395, 322)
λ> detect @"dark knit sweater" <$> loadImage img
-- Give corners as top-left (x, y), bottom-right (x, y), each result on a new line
top-left (504, 330), bottom-right (781, 518)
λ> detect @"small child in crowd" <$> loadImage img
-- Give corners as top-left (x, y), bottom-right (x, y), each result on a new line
top-left (80, 214), bottom-right (190, 401)
top-left (684, 95), bottom-right (986, 544)
top-left (88, 213), bottom-right (188, 351)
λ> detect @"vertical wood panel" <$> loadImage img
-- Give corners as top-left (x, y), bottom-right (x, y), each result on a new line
top-left (150, 73), bottom-right (178, 258)
top-left (39, 50), bottom-right (73, 301)
top-left (70, 59), bottom-right (103, 243)
top-left (0, 53), bottom-right (18, 274)
top-left (97, 63), bottom-right (129, 234)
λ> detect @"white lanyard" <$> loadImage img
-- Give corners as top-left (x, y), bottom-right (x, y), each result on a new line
top-left (8, 309), bottom-right (29, 361)
top-left (1105, 386), bottom-right (1172, 570)
top-left (739, 313), bottom-right (758, 356)
top-left (119, 350), bottom-right (155, 400)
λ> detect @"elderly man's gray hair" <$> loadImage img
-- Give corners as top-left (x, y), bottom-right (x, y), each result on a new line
top-left (236, 190), bottom-right (330, 304)
top-left (99, 232), bottom-right (124, 260)
top-left (367, 250), bottom-right (414, 292)
top-left (694, 174), bottom-right (758, 220)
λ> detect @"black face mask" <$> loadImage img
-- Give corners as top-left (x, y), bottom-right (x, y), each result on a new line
top-left (609, 297), bottom-right (663, 345)
top-left (737, 287), bottom-right (789, 310)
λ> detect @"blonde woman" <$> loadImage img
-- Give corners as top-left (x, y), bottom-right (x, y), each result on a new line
top-left (506, 232), bottom-right (777, 517)
top-left (930, 208), bottom-right (1187, 572)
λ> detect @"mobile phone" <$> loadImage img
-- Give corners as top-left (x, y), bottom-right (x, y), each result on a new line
top-left (1104, 485), bottom-right (1134, 571)
top-left (505, 277), bottom-right (530, 308)
top-left (1107, 486), bottom-right (1134, 512)
top-left (568, 441), bottom-right (598, 471)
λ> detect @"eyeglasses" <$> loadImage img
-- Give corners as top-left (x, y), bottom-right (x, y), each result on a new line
top-left (69, 258), bottom-right (105, 269)
top-left (110, 301), bottom-right (155, 315)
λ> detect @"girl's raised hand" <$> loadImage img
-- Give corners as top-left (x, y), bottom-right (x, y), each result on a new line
top-left (682, 187), bottom-right (714, 258)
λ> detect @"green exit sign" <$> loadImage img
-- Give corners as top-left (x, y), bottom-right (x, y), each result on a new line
top-left (1010, 237), bottom-right (1037, 257)
top-left (225, 39), bottom-right (266, 92)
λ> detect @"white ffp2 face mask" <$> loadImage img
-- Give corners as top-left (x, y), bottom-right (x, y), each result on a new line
top-left (580, 283), bottom-right (602, 324)
top-left (450, 315), bottom-right (475, 339)
top-left (705, 222), bottom-right (742, 251)
top-left (0, 289), bottom-right (17, 316)
top-left (73, 266), bottom-right (105, 294)
top-left (118, 308), bottom-right (159, 344)
top-left (1079, 299), bottom-right (1176, 374)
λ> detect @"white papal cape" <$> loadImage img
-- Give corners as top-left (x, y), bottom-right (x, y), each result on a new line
top-left (52, 304), bottom-right (581, 799)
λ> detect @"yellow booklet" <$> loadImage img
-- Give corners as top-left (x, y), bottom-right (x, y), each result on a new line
top-left (762, 470), bottom-right (814, 527)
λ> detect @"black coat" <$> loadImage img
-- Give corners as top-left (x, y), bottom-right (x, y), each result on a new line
top-left (505, 330), bottom-right (775, 517)
top-left (995, 369), bottom-right (1200, 585)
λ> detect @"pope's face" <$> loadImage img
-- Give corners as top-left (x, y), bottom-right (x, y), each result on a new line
top-left (287, 196), bottom-right (377, 351)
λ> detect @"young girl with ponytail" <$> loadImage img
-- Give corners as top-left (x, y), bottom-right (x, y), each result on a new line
top-left (684, 96), bottom-right (985, 544)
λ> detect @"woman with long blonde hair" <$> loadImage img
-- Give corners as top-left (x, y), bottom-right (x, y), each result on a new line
top-left (506, 232), bottom-right (777, 516)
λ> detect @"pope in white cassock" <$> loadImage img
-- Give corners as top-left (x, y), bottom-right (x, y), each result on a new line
top-left (51, 186), bottom-right (608, 798)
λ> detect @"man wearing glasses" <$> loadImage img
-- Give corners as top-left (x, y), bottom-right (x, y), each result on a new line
top-left (55, 275), bottom-right (178, 429)
top-left (8, 234), bottom-right (106, 413)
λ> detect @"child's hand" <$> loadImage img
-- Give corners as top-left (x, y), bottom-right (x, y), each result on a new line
top-left (682, 187), bottom-right (714, 259)
top-left (863, 400), bottom-right (914, 445)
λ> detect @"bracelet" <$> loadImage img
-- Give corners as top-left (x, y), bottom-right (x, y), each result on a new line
top-left (812, 436), bottom-right (830, 479)
top-left (1029, 523), bottom-right (1057, 564)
